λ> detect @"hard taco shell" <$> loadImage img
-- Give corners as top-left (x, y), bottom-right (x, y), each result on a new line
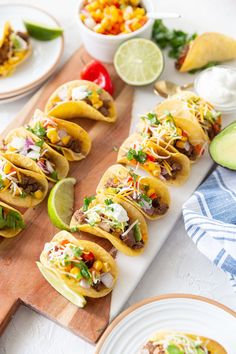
top-left (0, 201), bottom-right (24, 238)
top-left (39, 231), bottom-right (118, 298)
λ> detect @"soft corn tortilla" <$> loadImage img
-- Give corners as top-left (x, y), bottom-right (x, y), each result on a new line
top-left (29, 109), bottom-right (91, 162)
top-left (39, 231), bottom-right (118, 298)
top-left (178, 32), bottom-right (236, 72)
top-left (0, 154), bottom-right (48, 208)
top-left (70, 194), bottom-right (148, 257)
top-left (147, 331), bottom-right (227, 353)
top-left (0, 22), bottom-right (31, 77)
top-left (0, 201), bottom-right (24, 238)
top-left (117, 133), bottom-right (190, 186)
top-left (96, 164), bottom-right (170, 220)
top-left (4, 127), bottom-right (69, 182)
top-left (45, 80), bottom-right (117, 123)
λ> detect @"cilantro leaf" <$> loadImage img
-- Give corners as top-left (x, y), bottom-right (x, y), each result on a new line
top-left (104, 198), bottom-right (113, 205)
top-left (50, 171), bottom-right (58, 181)
top-left (0, 207), bottom-right (25, 230)
top-left (73, 246), bottom-right (83, 258)
top-left (77, 261), bottom-right (91, 280)
top-left (142, 112), bottom-right (160, 125)
top-left (35, 139), bottom-right (44, 148)
top-left (127, 149), bottom-right (147, 163)
top-left (83, 196), bottom-right (95, 211)
top-left (29, 122), bottom-right (46, 138)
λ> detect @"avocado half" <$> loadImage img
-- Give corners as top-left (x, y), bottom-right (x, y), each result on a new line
top-left (209, 120), bottom-right (236, 170)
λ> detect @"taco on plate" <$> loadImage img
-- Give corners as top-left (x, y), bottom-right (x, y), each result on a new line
top-left (0, 22), bottom-right (31, 77)
top-left (175, 32), bottom-right (236, 72)
top-left (0, 154), bottom-right (48, 207)
top-left (70, 194), bottom-right (148, 257)
top-left (0, 201), bottom-right (25, 238)
top-left (117, 133), bottom-right (190, 186)
top-left (139, 111), bottom-right (207, 162)
top-left (27, 109), bottom-right (91, 162)
top-left (140, 330), bottom-right (227, 354)
top-left (96, 164), bottom-right (170, 220)
top-left (2, 127), bottom-right (69, 182)
top-left (157, 91), bottom-right (221, 141)
top-left (45, 80), bottom-right (117, 123)
top-left (37, 231), bottom-right (118, 307)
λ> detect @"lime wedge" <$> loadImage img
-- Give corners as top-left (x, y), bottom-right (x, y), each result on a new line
top-left (114, 38), bottom-right (164, 86)
top-left (48, 177), bottom-right (76, 231)
top-left (37, 262), bottom-right (86, 308)
top-left (24, 20), bottom-right (63, 41)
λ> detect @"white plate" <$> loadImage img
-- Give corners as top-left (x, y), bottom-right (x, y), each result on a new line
top-left (0, 4), bottom-right (63, 98)
top-left (0, 85), bottom-right (40, 104)
top-left (96, 295), bottom-right (236, 354)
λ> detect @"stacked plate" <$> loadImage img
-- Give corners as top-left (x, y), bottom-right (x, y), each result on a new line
top-left (0, 4), bottom-right (64, 104)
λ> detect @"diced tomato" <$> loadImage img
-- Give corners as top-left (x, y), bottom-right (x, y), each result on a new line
top-left (150, 193), bottom-right (157, 199)
top-left (127, 177), bottom-right (133, 183)
top-left (82, 251), bottom-right (94, 262)
top-left (194, 144), bottom-right (205, 156)
top-left (61, 239), bottom-right (70, 246)
top-left (182, 130), bottom-right (188, 137)
top-left (147, 154), bottom-right (155, 162)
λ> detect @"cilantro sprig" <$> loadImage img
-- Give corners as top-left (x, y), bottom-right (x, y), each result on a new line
top-left (127, 148), bottom-right (147, 163)
top-left (0, 207), bottom-right (25, 230)
top-left (83, 196), bottom-right (95, 211)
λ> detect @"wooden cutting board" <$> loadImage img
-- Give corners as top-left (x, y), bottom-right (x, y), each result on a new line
top-left (0, 47), bottom-right (134, 343)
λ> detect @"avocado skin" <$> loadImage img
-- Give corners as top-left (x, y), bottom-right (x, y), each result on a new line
top-left (209, 120), bottom-right (236, 171)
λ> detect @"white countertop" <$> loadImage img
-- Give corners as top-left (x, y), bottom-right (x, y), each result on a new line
top-left (0, 0), bottom-right (235, 353)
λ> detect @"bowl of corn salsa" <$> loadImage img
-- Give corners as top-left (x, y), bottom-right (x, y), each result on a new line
top-left (77, 0), bottom-right (154, 62)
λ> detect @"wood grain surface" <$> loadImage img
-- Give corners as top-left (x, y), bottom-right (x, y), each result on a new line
top-left (0, 46), bottom-right (134, 343)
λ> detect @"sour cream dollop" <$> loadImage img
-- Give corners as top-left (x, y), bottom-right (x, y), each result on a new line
top-left (195, 66), bottom-right (236, 108)
top-left (195, 66), bottom-right (236, 109)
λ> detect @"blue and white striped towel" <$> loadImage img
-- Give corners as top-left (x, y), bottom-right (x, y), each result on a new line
top-left (183, 166), bottom-right (236, 290)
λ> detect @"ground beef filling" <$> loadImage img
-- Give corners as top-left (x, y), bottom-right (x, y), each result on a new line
top-left (175, 141), bottom-right (197, 161)
top-left (142, 342), bottom-right (165, 354)
top-left (0, 30), bottom-right (12, 65)
top-left (161, 159), bottom-right (182, 180)
top-left (66, 138), bottom-right (81, 153)
top-left (175, 44), bottom-right (189, 70)
top-left (82, 97), bottom-right (111, 117)
top-left (18, 175), bottom-right (42, 194)
top-left (92, 281), bottom-right (105, 292)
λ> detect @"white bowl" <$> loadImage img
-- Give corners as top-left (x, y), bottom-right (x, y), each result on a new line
top-left (77, 0), bottom-right (154, 63)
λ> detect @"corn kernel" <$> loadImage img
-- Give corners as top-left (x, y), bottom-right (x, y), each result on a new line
top-left (93, 260), bottom-right (103, 271)
top-left (153, 169), bottom-right (161, 177)
top-left (147, 162), bottom-right (156, 171)
top-left (181, 136), bottom-right (187, 142)
top-left (70, 266), bottom-right (80, 275)
top-left (176, 140), bottom-right (186, 149)
top-left (34, 190), bottom-right (43, 199)
top-left (3, 179), bottom-right (10, 187)
top-left (102, 262), bottom-right (111, 272)
top-left (147, 188), bottom-right (156, 197)
top-left (61, 135), bottom-right (71, 146)
top-left (47, 128), bottom-right (59, 144)
top-left (3, 163), bottom-right (12, 175)
top-left (176, 128), bottom-right (182, 136)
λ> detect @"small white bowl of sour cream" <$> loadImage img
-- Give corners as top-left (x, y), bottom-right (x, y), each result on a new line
top-left (76, 0), bottom-right (154, 63)
top-left (194, 65), bottom-right (236, 114)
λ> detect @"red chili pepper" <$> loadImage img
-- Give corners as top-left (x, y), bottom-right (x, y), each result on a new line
top-left (82, 251), bottom-right (94, 263)
top-left (80, 60), bottom-right (114, 95)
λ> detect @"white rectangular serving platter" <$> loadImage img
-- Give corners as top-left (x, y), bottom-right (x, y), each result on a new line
top-left (109, 81), bottom-right (235, 320)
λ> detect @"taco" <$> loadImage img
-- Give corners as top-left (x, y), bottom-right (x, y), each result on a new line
top-left (140, 330), bottom-right (227, 354)
top-left (0, 201), bottom-right (25, 238)
top-left (0, 154), bottom-right (48, 207)
top-left (157, 91), bottom-right (222, 141)
top-left (0, 22), bottom-right (31, 77)
top-left (175, 32), bottom-right (236, 72)
top-left (117, 133), bottom-right (190, 186)
top-left (139, 111), bottom-right (207, 162)
top-left (27, 109), bottom-right (91, 162)
top-left (3, 127), bottom-right (69, 182)
top-left (70, 194), bottom-right (148, 257)
top-left (96, 164), bottom-right (170, 220)
top-left (45, 80), bottom-right (117, 123)
top-left (38, 231), bottom-right (118, 305)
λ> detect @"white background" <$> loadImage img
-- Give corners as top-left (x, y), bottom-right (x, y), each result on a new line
top-left (0, 0), bottom-right (236, 353)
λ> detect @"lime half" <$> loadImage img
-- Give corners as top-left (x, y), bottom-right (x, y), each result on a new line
top-left (114, 38), bottom-right (164, 86)
top-left (37, 262), bottom-right (86, 308)
top-left (48, 177), bottom-right (76, 231)
top-left (24, 20), bottom-right (63, 41)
